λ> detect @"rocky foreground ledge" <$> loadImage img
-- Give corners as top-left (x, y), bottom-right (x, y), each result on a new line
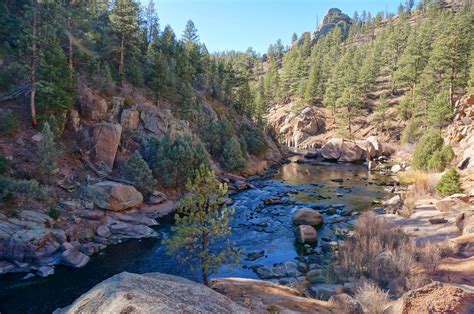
top-left (55, 271), bottom-right (474, 314)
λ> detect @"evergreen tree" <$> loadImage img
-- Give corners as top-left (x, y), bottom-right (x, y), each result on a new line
top-left (144, 0), bottom-right (159, 44)
top-left (427, 91), bottom-right (452, 128)
top-left (221, 138), bottom-right (246, 172)
top-left (182, 20), bottom-right (199, 43)
top-left (110, 0), bottom-right (140, 83)
top-left (429, 14), bottom-right (472, 105)
top-left (374, 94), bottom-right (390, 132)
top-left (164, 164), bottom-right (238, 286)
top-left (37, 30), bottom-right (75, 125)
top-left (121, 151), bottom-right (157, 196)
top-left (37, 122), bottom-right (58, 181)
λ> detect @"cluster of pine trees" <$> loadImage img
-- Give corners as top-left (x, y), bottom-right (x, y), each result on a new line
top-left (255, 0), bottom-right (474, 138)
top-left (0, 0), bottom-right (259, 127)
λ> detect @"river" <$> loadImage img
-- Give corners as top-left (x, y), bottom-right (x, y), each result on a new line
top-left (0, 157), bottom-right (393, 313)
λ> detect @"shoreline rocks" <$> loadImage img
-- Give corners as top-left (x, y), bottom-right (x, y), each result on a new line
top-left (84, 181), bottom-right (143, 211)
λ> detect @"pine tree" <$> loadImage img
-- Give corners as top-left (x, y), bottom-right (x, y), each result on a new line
top-left (110, 0), bottom-right (140, 83)
top-left (374, 94), bottom-right (390, 132)
top-left (427, 91), bottom-right (453, 129)
top-left (164, 164), bottom-right (238, 286)
top-left (37, 30), bottom-right (75, 125)
top-left (121, 151), bottom-right (157, 196)
top-left (429, 14), bottom-right (471, 105)
top-left (144, 0), bottom-right (159, 44)
top-left (182, 20), bottom-right (199, 43)
top-left (221, 137), bottom-right (246, 172)
top-left (37, 122), bottom-right (58, 181)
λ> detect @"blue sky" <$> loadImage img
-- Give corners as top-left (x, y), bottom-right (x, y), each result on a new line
top-left (145, 0), bottom-right (409, 53)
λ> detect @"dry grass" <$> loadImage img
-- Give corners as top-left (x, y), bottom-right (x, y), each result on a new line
top-left (398, 170), bottom-right (437, 217)
top-left (354, 281), bottom-right (390, 314)
top-left (336, 212), bottom-right (410, 285)
top-left (336, 212), bottom-right (451, 294)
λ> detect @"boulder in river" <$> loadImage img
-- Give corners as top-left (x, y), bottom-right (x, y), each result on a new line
top-left (60, 249), bottom-right (90, 268)
top-left (55, 272), bottom-right (248, 313)
top-left (84, 181), bottom-right (143, 211)
top-left (293, 208), bottom-right (324, 226)
top-left (296, 225), bottom-right (317, 244)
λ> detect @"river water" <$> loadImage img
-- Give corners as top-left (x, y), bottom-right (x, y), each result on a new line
top-left (0, 158), bottom-right (393, 313)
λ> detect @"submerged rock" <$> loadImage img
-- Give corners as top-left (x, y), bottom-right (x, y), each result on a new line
top-left (55, 272), bottom-right (248, 313)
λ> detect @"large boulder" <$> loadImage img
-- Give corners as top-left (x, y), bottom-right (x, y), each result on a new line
top-left (292, 208), bottom-right (324, 226)
top-left (55, 272), bottom-right (249, 313)
top-left (321, 138), bottom-right (344, 160)
top-left (296, 225), bottom-right (317, 244)
top-left (84, 181), bottom-right (143, 211)
top-left (338, 142), bottom-right (365, 162)
top-left (91, 123), bottom-right (122, 169)
top-left (320, 138), bottom-right (365, 162)
top-left (60, 249), bottom-right (90, 268)
top-left (211, 278), bottom-right (330, 313)
top-left (120, 109), bottom-right (140, 129)
top-left (328, 294), bottom-right (363, 314)
top-left (384, 282), bottom-right (474, 314)
top-left (77, 87), bottom-right (108, 120)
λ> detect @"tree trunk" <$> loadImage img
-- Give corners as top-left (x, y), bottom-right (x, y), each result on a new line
top-left (119, 32), bottom-right (125, 85)
top-left (201, 232), bottom-right (209, 286)
top-left (67, 18), bottom-right (73, 72)
top-left (30, 8), bottom-right (38, 127)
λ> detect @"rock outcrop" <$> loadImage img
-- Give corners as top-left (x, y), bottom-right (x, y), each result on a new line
top-left (266, 104), bottom-right (325, 148)
top-left (320, 137), bottom-right (390, 162)
top-left (91, 123), bottom-right (122, 169)
top-left (55, 272), bottom-right (248, 314)
top-left (447, 94), bottom-right (474, 170)
top-left (313, 8), bottom-right (352, 42)
top-left (84, 181), bottom-right (143, 211)
top-left (211, 278), bottom-right (331, 313)
top-left (385, 281), bottom-right (474, 314)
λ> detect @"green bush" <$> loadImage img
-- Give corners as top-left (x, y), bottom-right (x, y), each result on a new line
top-left (0, 110), bottom-right (19, 134)
top-left (0, 177), bottom-right (44, 202)
top-left (239, 123), bottom-right (268, 156)
top-left (412, 129), bottom-right (444, 170)
top-left (48, 207), bottom-right (61, 220)
top-left (121, 151), bottom-right (156, 196)
top-left (426, 145), bottom-right (454, 172)
top-left (436, 168), bottom-right (464, 197)
top-left (221, 138), bottom-right (246, 172)
top-left (146, 133), bottom-right (210, 188)
top-left (202, 118), bottom-right (235, 157)
top-left (0, 156), bottom-right (8, 175)
top-left (400, 119), bottom-right (422, 144)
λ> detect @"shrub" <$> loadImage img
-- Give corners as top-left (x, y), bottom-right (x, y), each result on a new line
top-left (221, 138), bottom-right (246, 172)
top-left (48, 207), bottom-right (61, 220)
top-left (400, 119), bottom-right (422, 144)
top-left (0, 177), bottom-right (44, 202)
top-left (0, 110), bottom-right (19, 134)
top-left (412, 129), bottom-right (445, 170)
top-left (146, 133), bottom-right (210, 188)
top-left (202, 118), bottom-right (235, 157)
top-left (239, 122), bottom-right (268, 156)
top-left (336, 212), bottom-right (418, 287)
top-left (436, 168), bottom-right (464, 197)
top-left (426, 145), bottom-right (454, 171)
top-left (121, 151), bottom-right (157, 196)
top-left (0, 156), bottom-right (8, 175)
top-left (37, 122), bottom-right (58, 181)
top-left (354, 282), bottom-right (389, 314)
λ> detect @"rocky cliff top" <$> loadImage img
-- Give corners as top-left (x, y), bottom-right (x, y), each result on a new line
top-left (313, 8), bottom-right (352, 42)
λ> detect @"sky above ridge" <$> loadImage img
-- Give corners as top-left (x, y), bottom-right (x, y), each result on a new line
top-left (142, 0), bottom-right (413, 53)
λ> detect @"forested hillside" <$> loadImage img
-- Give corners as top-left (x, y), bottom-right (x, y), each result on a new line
top-left (257, 0), bottom-right (474, 141)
